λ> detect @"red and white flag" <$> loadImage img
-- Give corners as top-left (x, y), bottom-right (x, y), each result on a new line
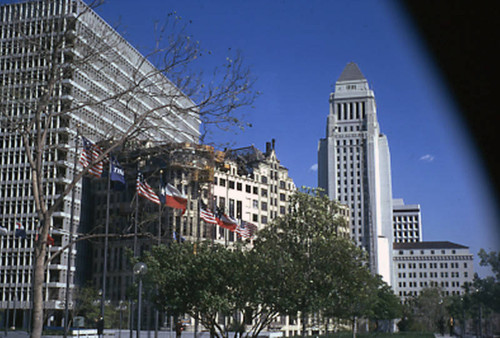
top-left (235, 220), bottom-right (257, 239)
top-left (136, 172), bottom-right (160, 205)
top-left (79, 137), bottom-right (104, 178)
top-left (215, 211), bottom-right (238, 231)
top-left (162, 183), bottom-right (187, 214)
top-left (200, 208), bottom-right (217, 224)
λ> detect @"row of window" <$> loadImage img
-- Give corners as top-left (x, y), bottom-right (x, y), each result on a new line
top-left (394, 231), bottom-right (419, 238)
top-left (398, 271), bottom-right (468, 279)
top-left (398, 249), bottom-right (460, 255)
top-left (336, 125), bottom-right (364, 133)
top-left (399, 280), bottom-right (463, 290)
top-left (336, 102), bottom-right (366, 121)
top-left (393, 215), bottom-right (419, 222)
top-left (0, 0), bottom-right (76, 21)
top-left (397, 262), bottom-right (468, 269)
top-left (336, 139), bottom-right (362, 146)
top-left (215, 177), bottom-right (290, 196)
top-left (394, 223), bottom-right (419, 230)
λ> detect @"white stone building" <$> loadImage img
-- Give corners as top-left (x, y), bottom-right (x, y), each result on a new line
top-left (318, 62), bottom-right (394, 285)
top-left (393, 198), bottom-right (422, 243)
top-left (211, 140), bottom-right (296, 244)
top-left (393, 241), bottom-right (474, 301)
top-left (0, 0), bottom-right (198, 328)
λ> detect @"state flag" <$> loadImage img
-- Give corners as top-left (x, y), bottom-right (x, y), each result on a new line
top-left (215, 209), bottom-right (238, 231)
top-left (162, 183), bottom-right (187, 214)
top-left (110, 156), bottom-right (126, 185)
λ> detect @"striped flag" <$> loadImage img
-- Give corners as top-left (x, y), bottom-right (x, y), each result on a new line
top-left (200, 208), bottom-right (217, 224)
top-left (136, 172), bottom-right (160, 205)
top-left (79, 137), bottom-right (104, 178)
top-left (235, 220), bottom-right (257, 239)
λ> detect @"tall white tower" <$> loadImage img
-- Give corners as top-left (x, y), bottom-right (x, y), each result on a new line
top-left (318, 62), bottom-right (394, 285)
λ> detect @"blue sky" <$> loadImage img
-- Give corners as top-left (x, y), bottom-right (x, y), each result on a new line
top-left (93, 0), bottom-right (499, 274)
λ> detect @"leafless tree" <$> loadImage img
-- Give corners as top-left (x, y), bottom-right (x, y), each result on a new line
top-left (0, 1), bottom-right (256, 337)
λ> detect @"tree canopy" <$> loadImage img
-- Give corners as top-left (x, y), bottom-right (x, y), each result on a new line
top-left (141, 189), bottom-right (400, 337)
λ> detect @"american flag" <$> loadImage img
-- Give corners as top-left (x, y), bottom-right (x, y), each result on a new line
top-left (79, 137), bottom-right (104, 178)
top-left (136, 172), bottom-right (160, 205)
top-left (235, 220), bottom-right (257, 239)
top-left (200, 208), bottom-right (217, 224)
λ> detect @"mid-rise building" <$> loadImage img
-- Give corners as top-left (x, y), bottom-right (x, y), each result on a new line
top-left (318, 62), bottom-right (394, 285)
top-left (212, 140), bottom-right (295, 243)
top-left (393, 241), bottom-right (474, 301)
top-left (393, 198), bottom-right (422, 243)
top-left (0, 0), bottom-right (198, 328)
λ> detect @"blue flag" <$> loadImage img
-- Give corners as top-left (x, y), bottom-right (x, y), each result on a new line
top-left (110, 156), bottom-right (126, 185)
top-left (173, 231), bottom-right (185, 243)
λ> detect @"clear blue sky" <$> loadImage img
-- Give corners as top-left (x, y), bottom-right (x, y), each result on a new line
top-left (93, 0), bottom-right (499, 274)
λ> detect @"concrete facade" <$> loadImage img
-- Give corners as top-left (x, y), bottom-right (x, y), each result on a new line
top-left (393, 198), bottom-right (422, 243)
top-left (318, 62), bottom-right (394, 285)
top-left (393, 241), bottom-right (474, 301)
top-left (0, 0), bottom-right (198, 328)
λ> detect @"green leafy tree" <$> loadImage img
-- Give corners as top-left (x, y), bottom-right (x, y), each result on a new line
top-left (142, 241), bottom-right (251, 338)
top-left (253, 187), bottom-right (372, 336)
top-left (474, 249), bottom-right (500, 313)
top-left (72, 286), bottom-right (126, 329)
top-left (369, 277), bottom-right (402, 331)
top-left (403, 287), bottom-right (449, 333)
top-left (456, 249), bottom-right (500, 337)
top-left (140, 188), bottom-right (387, 338)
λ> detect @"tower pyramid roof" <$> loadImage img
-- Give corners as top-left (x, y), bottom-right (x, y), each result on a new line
top-left (337, 62), bottom-right (366, 82)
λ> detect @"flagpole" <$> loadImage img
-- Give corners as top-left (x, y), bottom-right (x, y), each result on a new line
top-left (134, 163), bottom-right (140, 257)
top-left (131, 162), bottom-right (140, 338)
top-left (211, 181), bottom-right (215, 245)
top-left (196, 181), bottom-right (200, 243)
top-left (64, 128), bottom-right (80, 338)
top-left (101, 152), bottom-right (112, 321)
top-left (12, 235), bottom-right (22, 329)
top-left (194, 181), bottom-right (201, 338)
top-left (5, 260), bottom-right (10, 334)
top-left (154, 171), bottom-right (163, 338)
top-left (4, 226), bottom-right (14, 335)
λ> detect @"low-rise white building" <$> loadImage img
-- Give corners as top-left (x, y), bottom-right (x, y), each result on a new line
top-left (393, 241), bottom-right (474, 301)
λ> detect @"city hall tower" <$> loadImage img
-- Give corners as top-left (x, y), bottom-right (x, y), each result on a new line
top-left (318, 62), bottom-right (393, 284)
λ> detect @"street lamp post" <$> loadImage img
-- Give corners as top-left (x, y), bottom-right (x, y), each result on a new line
top-left (117, 301), bottom-right (128, 338)
top-left (133, 262), bottom-right (147, 338)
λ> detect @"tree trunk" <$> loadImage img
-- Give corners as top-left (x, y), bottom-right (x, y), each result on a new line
top-left (352, 316), bottom-right (357, 338)
top-left (32, 239), bottom-right (48, 338)
top-left (301, 312), bottom-right (307, 338)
